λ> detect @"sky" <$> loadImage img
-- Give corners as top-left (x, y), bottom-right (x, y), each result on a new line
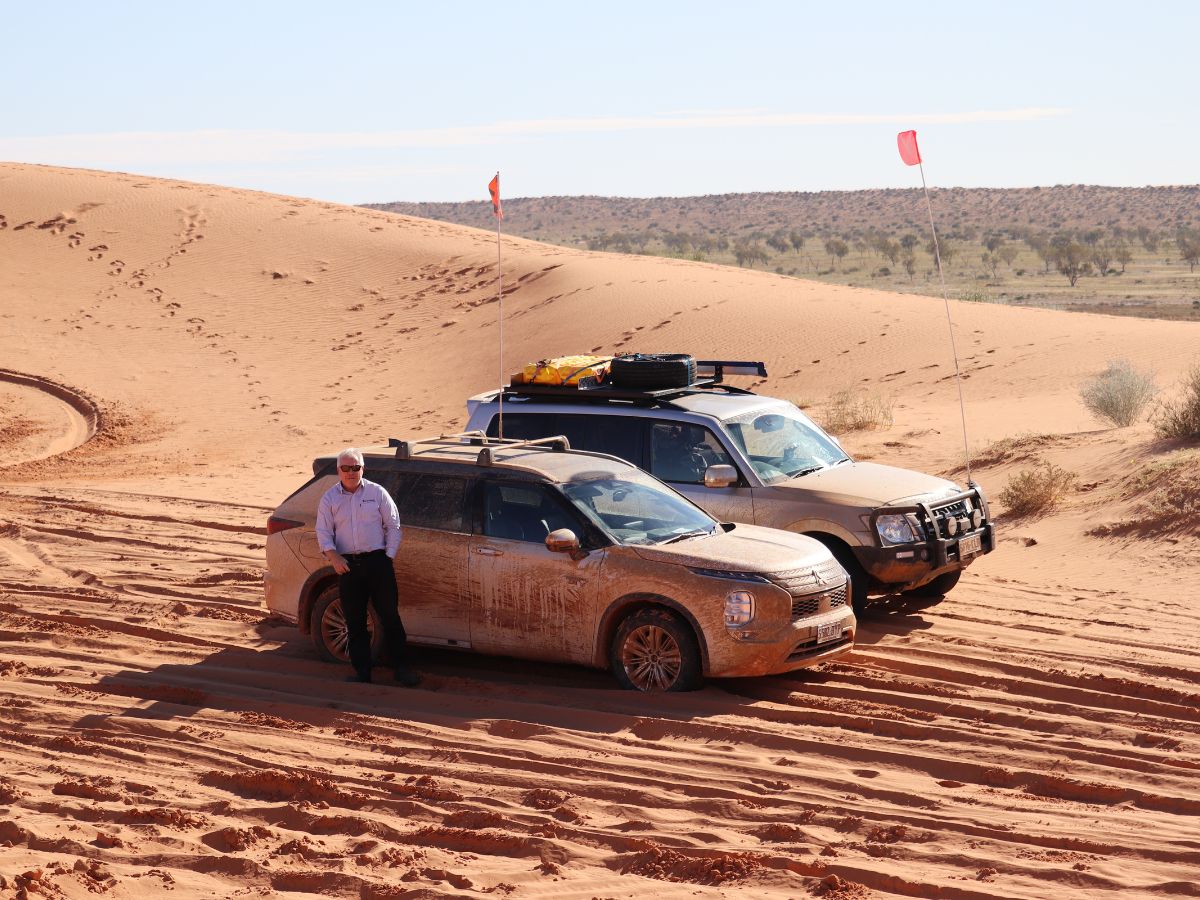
top-left (3, 1), bottom-right (1196, 205)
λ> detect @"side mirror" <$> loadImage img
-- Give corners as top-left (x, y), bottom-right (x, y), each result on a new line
top-left (546, 528), bottom-right (585, 559)
top-left (704, 464), bottom-right (738, 488)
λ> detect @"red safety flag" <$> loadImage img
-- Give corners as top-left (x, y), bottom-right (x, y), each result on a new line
top-left (897, 130), bottom-right (922, 166)
top-left (488, 172), bottom-right (503, 219)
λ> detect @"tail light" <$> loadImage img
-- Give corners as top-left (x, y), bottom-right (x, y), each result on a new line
top-left (267, 516), bottom-right (303, 535)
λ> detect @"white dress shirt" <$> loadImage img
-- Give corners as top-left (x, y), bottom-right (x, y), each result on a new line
top-left (316, 478), bottom-right (402, 558)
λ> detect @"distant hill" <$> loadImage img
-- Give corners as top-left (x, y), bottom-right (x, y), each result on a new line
top-left (364, 185), bottom-right (1200, 244)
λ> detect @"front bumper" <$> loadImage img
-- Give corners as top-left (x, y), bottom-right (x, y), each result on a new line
top-left (705, 605), bottom-right (856, 677)
top-left (859, 484), bottom-right (995, 589)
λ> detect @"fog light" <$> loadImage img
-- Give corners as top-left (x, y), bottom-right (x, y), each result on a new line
top-left (945, 516), bottom-right (959, 536)
top-left (970, 509), bottom-right (983, 529)
top-left (724, 591), bottom-right (755, 627)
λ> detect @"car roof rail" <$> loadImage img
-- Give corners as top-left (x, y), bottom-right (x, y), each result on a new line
top-left (386, 432), bottom-right (571, 465)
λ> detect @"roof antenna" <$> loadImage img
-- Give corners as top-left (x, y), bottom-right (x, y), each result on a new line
top-left (488, 171), bottom-right (505, 439)
top-left (897, 130), bottom-right (973, 486)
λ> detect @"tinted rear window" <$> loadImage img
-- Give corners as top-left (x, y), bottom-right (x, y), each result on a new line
top-left (392, 473), bottom-right (471, 532)
top-left (488, 412), bottom-right (644, 466)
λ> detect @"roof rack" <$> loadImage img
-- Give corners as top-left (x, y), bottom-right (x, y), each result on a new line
top-left (497, 379), bottom-right (760, 408)
top-left (387, 431), bottom-right (570, 466)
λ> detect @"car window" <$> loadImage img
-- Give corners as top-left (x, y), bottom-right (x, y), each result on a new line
top-left (562, 476), bottom-right (717, 545)
top-left (487, 411), bottom-right (644, 466)
top-left (554, 414), bottom-right (644, 465)
top-left (481, 481), bottom-right (582, 544)
top-left (649, 422), bottom-right (730, 484)
top-left (393, 474), bottom-right (471, 532)
top-left (723, 404), bottom-right (846, 483)
top-left (486, 411), bottom-right (551, 442)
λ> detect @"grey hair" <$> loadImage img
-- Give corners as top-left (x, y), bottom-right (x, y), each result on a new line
top-left (336, 447), bottom-right (364, 466)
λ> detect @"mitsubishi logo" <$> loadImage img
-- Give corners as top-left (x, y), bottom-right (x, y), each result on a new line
top-left (811, 567), bottom-right (828, 587)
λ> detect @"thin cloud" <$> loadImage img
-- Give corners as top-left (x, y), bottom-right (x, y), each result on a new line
top-left (0, 107), bottom-right (1067, 167)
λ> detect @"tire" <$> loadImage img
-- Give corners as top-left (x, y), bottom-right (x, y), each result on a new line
top-left (906, 570), bottom-right (961, 599)
top-left (311, 585), bottom-right (383, 665)
top-left (827, 546), bottom-right (870, 617)
top-left (610, 607), bottom-right (703, 692)
top-left (610, 354), bottom-right (696, 389)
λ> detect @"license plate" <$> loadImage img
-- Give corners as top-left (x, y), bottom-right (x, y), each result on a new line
top-left (958, 533), bottom-right (982, 557)
top-left (816, 622), bottom-right (842, 644)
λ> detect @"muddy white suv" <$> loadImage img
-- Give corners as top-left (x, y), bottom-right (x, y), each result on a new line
top-left (465, 360), bottom-right (995, 612)
top-left (264, 435), bottom-right (855, 691)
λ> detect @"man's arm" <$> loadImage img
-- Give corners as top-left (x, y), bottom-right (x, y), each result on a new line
top-left (380, 486), bottom-right (403, 558)
top-left (316, 492), bottom-right (350, 574)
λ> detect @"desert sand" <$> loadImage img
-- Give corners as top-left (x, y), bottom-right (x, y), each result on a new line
top-left (0, 162), bottom-right (1197, 899)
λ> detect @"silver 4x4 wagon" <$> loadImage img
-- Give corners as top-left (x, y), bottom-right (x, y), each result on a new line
top-left (465, 359), bottom-right (995, 612)
top-left (264, 436), bottom-right (855, 691)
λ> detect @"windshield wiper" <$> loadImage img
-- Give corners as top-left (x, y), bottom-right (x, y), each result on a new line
top-left (789, 465), bottom-right (825, 479)
top-left (662, 528), bottom-right (713, 544)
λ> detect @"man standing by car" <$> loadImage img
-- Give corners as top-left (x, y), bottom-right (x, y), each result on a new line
top-left (316, 448), bottom-right (420, 687)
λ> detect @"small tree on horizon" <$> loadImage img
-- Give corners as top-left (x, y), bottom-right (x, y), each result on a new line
top-left (1055, 241), bottom-right (1089, 287)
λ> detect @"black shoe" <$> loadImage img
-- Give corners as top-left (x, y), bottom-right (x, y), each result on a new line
top-left (394, 668), bottom-right (421, 688)
top-left (345, 673), bottom-right (371, 684)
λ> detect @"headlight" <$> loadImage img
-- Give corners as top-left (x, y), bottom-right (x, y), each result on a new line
top-left (875, 513), bottom-right (919, 546)
top-left (724, 591), bottom-right (755, 627)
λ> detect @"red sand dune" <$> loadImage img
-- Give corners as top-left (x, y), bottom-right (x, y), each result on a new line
top-left (0, 163), bottom-right (1197, 898)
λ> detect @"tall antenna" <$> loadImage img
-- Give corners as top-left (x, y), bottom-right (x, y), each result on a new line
top-left (898, 131), bottom-right (973, 485)
top-left (488, 171), bottom-right (505, 438)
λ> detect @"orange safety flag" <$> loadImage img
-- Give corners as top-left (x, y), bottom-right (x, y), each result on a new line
top-left (897, 130), bottom-right (922, 166)
top-left (488, 172), bottom-right (503, 219)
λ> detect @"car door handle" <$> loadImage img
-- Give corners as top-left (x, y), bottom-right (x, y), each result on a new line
top-left (474, 546), bottom-right (502, 556)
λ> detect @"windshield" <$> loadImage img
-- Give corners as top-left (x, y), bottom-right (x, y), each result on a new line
top-left (561, 475), bottom-right (717, 546)
top-left (723, 403), bottom-right (848, 484)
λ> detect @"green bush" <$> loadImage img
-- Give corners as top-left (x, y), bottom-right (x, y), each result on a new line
top-left (1153, 363), bottom-right (1200, 440)
top-left (1079, 359), bottom-right (1157, 427)
top-left (998, 460), bottom-right (1076, 516)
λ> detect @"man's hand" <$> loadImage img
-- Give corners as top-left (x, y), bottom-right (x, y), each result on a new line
top-left (326, 551), bottom-right (350, 575)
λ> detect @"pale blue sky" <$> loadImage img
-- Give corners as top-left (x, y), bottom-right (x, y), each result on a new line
top-left (3, 1), bottom-right (1195, 203)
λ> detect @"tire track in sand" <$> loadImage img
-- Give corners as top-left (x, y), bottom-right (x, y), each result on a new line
top-left (0, 368), bottom-right (98, 465)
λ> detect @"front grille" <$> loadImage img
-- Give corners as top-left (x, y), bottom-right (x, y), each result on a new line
top-left (770, 558), bottom-right (845, 593)
top-left (927, 497), bottom-right (977, 539)
top-left (769, 560), bottom-right (848, 622)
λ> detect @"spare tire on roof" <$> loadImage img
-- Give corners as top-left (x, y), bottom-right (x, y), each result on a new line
top-left (610, 353), bottom-right (696, 389)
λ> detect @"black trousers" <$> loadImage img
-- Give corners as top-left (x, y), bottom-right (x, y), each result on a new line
top-left (339, 550), bottom-right (409, 678)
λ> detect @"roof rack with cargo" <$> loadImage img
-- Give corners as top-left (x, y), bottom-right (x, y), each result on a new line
top-left (499, 358), bottom-right (768, 408)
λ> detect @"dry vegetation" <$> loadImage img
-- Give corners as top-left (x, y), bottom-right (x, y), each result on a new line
top-left (1153, 363), bottom-right (1200, 440)
top-left (817, 389), bottom-right (894, 435)
top-left (368, 186), bottom-right (1200, 322)
top-left (1079, 359), bottom-right (1158, 427)
top-left (997, 459), bottom-right (1078, 517)
top-left (1090, 450), bottom-right (1200, 535)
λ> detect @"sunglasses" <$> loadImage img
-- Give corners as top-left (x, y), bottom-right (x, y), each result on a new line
top-left (339, 464), bottom-right (362, 473)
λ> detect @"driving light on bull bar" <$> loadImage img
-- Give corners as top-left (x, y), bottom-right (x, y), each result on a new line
top-left (724, 591), bottom-right (755, 627)
top-left (875, 513), bottom-right (918, 545)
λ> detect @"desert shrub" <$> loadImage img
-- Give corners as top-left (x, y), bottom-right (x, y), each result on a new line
top-left (959, 288), bottom-right (993, 303)
top-left (820, 389), bottom-right (894, 434)
top-left (997, 459), bottom-right (1076, 516)
top-left (1153, 363), bottom-right (1200, 440)
top-left (1089, 450), bottom-right (1200, 535)
top-left (1079, 359), bottom-right (1157, 427)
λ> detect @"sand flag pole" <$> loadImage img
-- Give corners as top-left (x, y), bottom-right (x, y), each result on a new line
top-left (488, 172), bottom-right (505, 438)
top-left (897, 130), bottom-right (973, 485)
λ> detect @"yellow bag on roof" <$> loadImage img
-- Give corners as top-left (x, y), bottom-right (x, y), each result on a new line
top-left (512, 355), bottom-right (612, 387)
